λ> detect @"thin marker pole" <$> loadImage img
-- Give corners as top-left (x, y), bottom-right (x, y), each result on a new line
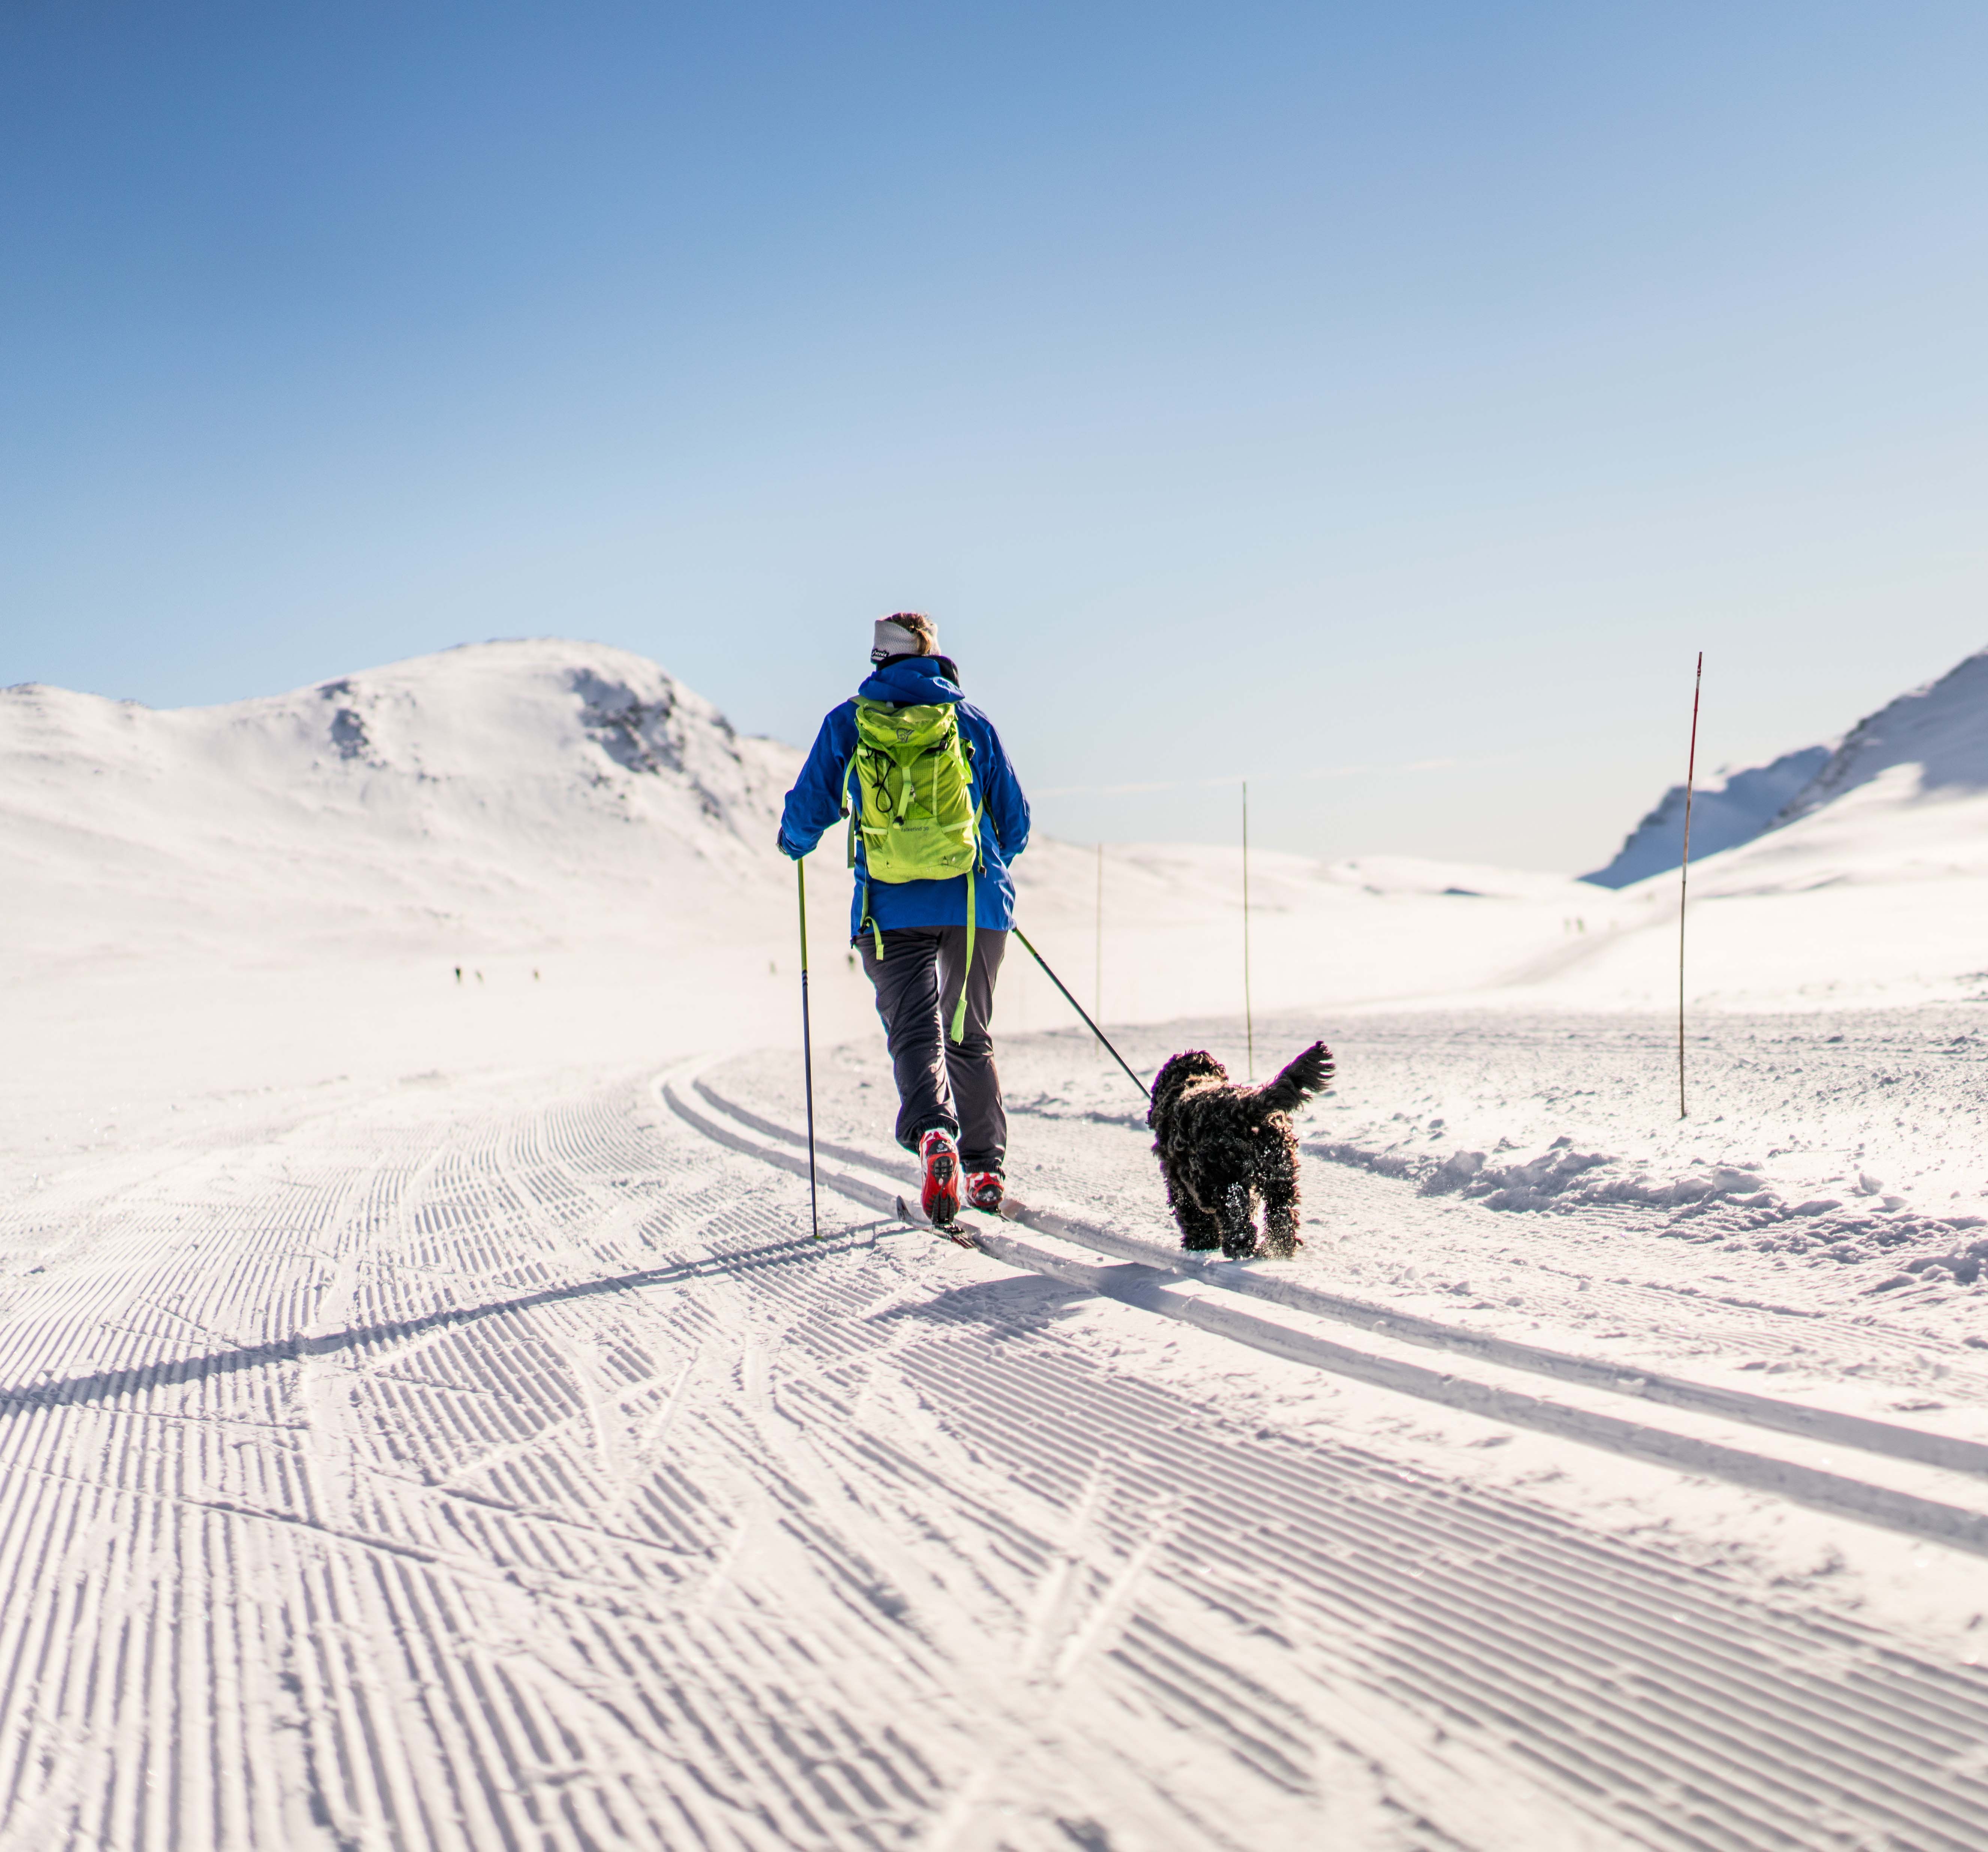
top-left (1678, 653), bottom-right (1703, 1120)
top-left (1242, 781), bottom-right (1254, 1080)
top-left (1094, 842), bottom-right (1104, 1056)
top-left (797, 858), bottom-right (819, 1237)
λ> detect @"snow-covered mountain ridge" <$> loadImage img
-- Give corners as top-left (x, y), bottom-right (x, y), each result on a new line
top-left (1782, 647), bottom-right (1988, 822)
top-left (11, 634), bottom-right (1988, 1013)
top-left (1584, 644), bottom-right (1988, 889)
top-left (1, 638), bottom-right (800, 964)
top-left (4, 637), bottom-right (1621, 1009)
top-left (1582, 745), bottom-right (1831, 887)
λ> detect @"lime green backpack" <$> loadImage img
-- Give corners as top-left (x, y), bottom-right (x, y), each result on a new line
top-left (841, 696), bottom-right (985, 1041)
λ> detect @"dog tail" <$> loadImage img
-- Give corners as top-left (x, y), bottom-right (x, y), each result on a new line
top-left (1255, 1040), bottom-right (1335, 1117)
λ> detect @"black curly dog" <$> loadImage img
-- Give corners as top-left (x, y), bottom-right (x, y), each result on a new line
top-left (1147, 1041), bottom-right (1335, 1259)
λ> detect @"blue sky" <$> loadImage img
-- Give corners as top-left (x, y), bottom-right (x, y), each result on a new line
top-left (4, 1), bottom-right (1985, 869)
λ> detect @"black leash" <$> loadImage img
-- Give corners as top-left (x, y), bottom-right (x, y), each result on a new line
top-left (1011, 928), bottom-right (1150, 1102)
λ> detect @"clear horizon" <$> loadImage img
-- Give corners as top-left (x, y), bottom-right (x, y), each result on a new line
top-left (4, 2), bottom-right (1985, 872)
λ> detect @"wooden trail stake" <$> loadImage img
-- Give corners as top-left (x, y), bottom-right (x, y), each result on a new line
top-left (1242, 781), bottom-right (1254, 1081)
top-left (1094, 842), bottom-right (1104, 1055)
top-left (1678, 654), bottom-right (1703, 1120)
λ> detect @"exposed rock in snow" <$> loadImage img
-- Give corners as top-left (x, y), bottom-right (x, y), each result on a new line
top-left (1581, 744), bottom-right (1831, 887)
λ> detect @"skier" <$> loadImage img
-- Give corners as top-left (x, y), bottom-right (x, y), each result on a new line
top-left (777, 613), bottom-right (1031, 1227)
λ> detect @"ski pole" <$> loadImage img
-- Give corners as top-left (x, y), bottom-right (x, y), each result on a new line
top-left (1012, 927), bottom-right (1149, 1101)
top-left (797, 858), bottom-right (819, 1237)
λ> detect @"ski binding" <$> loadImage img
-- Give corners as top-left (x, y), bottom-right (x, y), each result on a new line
top-left (895, 1195), bottom-right (979, 1249)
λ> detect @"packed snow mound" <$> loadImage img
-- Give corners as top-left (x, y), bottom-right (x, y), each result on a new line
top-left (0, 638), bottom-right (801, 966)
top-left (1581, 745), bottom-right (1831, 888)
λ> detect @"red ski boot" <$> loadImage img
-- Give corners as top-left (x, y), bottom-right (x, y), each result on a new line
top-left (965, 1171), bottom-right (1004, 1215)
top-left (919, 1128), bottom-right (962, 1227)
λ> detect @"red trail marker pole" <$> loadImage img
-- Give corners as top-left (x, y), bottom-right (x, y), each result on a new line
top-left (1094, 842), bottom-right (1104, 1058)
top-left (1242, 781), bottom-right (1254, 1080)
top-left (1678, 653), bottom-right (1704, 1120)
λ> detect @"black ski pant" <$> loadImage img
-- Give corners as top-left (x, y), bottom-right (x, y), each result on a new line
top-left (859, 925), bottom-right (1008, 1173)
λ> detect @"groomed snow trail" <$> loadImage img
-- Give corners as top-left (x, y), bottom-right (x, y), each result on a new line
top-left (2, 1064), bottom-right (1988, 1850)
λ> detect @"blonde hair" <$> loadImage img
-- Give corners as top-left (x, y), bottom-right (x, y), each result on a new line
top-left (882, 612), bottom-right (937, 655)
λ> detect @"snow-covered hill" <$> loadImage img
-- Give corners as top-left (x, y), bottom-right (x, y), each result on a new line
top-left (15, 633), bottom-right (1987, 1024)
top-left (1583, 644), bottom-right (1988, 893)
top-left (0, 637), bottom-right (1614, 1242)
top-left (1581, 744), bottom-right (1831, 887)
top-left (1779, 647), bottom-right (1988, 824)
top-left (0, 639), bottom-right (800, 967)
top-left (3, 637), bottom-right (1616, 1015)
top-left (1676, 645), bottom-right (1988, 900)
top-left (1520, 645), bottom-right (1988, 1010)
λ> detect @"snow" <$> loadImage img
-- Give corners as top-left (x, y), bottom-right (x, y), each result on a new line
top-left (1780, 643), bottom-right (1988, 822)
top-left (1, 637), bottom-right (799, 966)
top-left (4, 637), bottom-right (1988, 1846)
top-left (1583, 644), bottom-right (1988, 892)
top-left (1580, 743), bottom-right (1831, 887)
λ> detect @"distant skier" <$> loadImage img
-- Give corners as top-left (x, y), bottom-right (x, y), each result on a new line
top-left (778, 613), bottom-right (1030, 1227)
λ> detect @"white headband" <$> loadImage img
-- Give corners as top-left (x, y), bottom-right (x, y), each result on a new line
top-left (872, 618), bottom-right (933, 660)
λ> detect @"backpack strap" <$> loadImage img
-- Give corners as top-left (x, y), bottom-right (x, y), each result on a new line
top-left (841, 741), bottom-right (886, 958)
top-left (947, 737), bottom-right (985, 1044)
top-left (843, 736), bottom-right (891, 963)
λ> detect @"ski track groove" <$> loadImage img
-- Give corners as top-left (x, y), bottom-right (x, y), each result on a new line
top-left (0, 1070), bottom-right (1985, 1846)
top-left (1004, 1094), bottom-right (1988, 1406)
top-left (698, 1060), bottom-right (1988, 1848)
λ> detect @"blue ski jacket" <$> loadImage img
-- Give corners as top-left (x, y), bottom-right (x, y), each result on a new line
top-left (777, 656), bottom-right (1030, 938)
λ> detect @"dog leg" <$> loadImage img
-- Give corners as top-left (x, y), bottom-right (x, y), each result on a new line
top-left (1259, 1174), bottom-right (1303, 1258)
top-left (1217, 1180), bottom-right (1257, 1260)
top-left (1257, 1134), bottom-right (1305, 1258)
top-left (1166, 1170), bottom-right (1221, 1251)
